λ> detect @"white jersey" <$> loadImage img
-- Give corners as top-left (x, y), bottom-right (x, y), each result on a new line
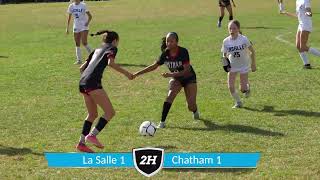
top-left (221, 34), bottom-right (252, 70)
top-left (67, 2), bottom-right (89, 31)
top-left (296, 0), bottom-right (312, 32)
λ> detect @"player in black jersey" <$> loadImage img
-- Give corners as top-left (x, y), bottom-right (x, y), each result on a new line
top-left (133, 32), bottom-right (200, 128)
top-left (76, 30), bottom-right (134, 153)
top-left (217, 0), bottom-right (236, 28)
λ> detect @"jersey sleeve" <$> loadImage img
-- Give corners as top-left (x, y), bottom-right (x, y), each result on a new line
top-left (244, 37), bottom-right (252, 47)
top-left (181, 48), bottom-right (190, 65)
top-left (107, 47), bottom-right (118, 59)
top-left (221, 41), bottom-right (228, 53)
top-left (83, 3), bottom-right (89, 12)
top-left (67, 4), bottom-right (72, 14)
top-left (156, 52), bottom-right (166, 65)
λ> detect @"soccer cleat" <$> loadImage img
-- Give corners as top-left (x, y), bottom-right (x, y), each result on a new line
top-left (217, 21), bottom-right (222, 28)
top-left (232, 102), bottom-right (243, 109)
top-left (85, 134), bottom-right (104, 149)
top-left (244, 84), bottom-right (251, 98)
top-left (156, 122), bottom-right (166, 129)
top-left (303, 64), bottom-right (312, 69)
top-left (74, 60), bottom-right (82, 65)
top-left (193, 111), bottom-right (200, 120)
top-left (76, 143), bottom-right (94, 153)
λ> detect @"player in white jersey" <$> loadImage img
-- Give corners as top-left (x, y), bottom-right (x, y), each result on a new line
top-left (294, 0), bottom-right (320, 69)
top-left (221, 20), bottom-right (256, 108)
top-left (278, 0), bottom-right (285, 13)
top-left (66, 0), bottom-right (93, 64)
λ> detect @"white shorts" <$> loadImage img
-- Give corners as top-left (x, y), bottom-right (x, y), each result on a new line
top-left (298, 16), bottom-right (312, 32)
top-left (230, 66), bottom-right (250, 74)
top-left (73, 25), bottom-right (89, 33)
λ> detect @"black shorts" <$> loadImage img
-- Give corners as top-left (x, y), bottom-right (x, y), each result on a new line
top-left (79, 84), bottom-right (102, 95)
top-left (219, 0), bottom-right (231, 7)
top-left (175, 74), bottom-right (197, 87)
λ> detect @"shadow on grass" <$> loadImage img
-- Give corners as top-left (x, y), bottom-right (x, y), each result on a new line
top-left (164, 168), bottom-right (255, 173)
top-left (244, 106), bottom-right (320, 118)
top-left (118, 63), bottom-right (147, 68)
top-left (0, 144), bottom-right (43, 156)
top-left (242, 26), bottom-right (285, 30)
top-left (0, 56), bottom-right (9, 58)
top-left (171, 118), bottom-right (285, 137)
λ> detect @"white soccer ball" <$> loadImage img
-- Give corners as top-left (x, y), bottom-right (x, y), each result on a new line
top-left (139, 121), bottom-right (157, 136)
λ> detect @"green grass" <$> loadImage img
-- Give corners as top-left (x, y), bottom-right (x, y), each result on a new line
top-left (1, 0), bottom-right (320, 179)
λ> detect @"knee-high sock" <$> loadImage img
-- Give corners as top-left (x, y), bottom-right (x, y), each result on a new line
top-left (308, 47), bottom-right (320, 57)
top-left (90, 117), bottom-right (109, 136)
top-left (76, 46), bottom-right (81, 61)
top-left (299, 52), bottom-right (310, 65)
top-left (85, 45), bottom-right (92, 53)
top-left (231, 92), bottom-right (241, 103)
top-left (161, 102), bottom-right (172, 122)
top-left (79, 120), bottom-right (93, 144)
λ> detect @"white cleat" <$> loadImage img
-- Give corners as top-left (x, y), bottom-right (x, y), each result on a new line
top-left (193, 111), bottom-right (200, 120)
top-left (157, 122), bottom-right (166, 129)
top-left (232, 102), bottom-right (243, 109)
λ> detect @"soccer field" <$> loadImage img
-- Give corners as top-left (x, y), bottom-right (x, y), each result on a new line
top-left (1, 0), bottom-right (320, 179)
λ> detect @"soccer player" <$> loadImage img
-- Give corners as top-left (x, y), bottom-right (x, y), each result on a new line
top-left (133, 32), bottom-right (200, 128)
top-left (278, 0), bottom-right (285, 13)
top-left (294, 0), bottom-right (320, 69)
top-left (66, 0), bottom-right (93, 64)
top-left (76, 30), bottom-right (134, 153)
top-left (217, 0), bottom-right (236, 28)
top-left (221, 20), bottom-right (256, 108)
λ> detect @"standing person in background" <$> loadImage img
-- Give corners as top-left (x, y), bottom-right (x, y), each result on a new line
top-left (278, 0), bottom-right (285, 13)
top-left (66, 0), bottom-right (93, 64)
top-left (217, 0), bottom-right (236, 28)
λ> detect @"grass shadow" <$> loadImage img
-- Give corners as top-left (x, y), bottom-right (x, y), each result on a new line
top-left (242, 26), bottom-right (285, 30)
top-left (0, 56), bottom-right (9, 58)
top-left (0, 144), bottom-right (43, 156)
top-left (244, 106), bottom-right (320, 118)
top-left (118, 63), bottom-right (147, 67)
top-left (170, 118), bottom-right (285, 137)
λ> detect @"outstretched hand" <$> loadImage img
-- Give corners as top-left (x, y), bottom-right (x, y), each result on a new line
top-left (162, 72), bottom-right (172, 78)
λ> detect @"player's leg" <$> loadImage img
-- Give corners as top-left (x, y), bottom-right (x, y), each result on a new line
top-left (76, 93), bottom-right (98, 153)
top-left (226, 5), bottom-right (233, 21)
top-left (228, 72), bottom-right (242, 108)
top-left (158, 79), bottom-right (182, 128)
top-left (301, 31), bottom-right (320, 58)
top-left (184, 83), bottom-right (200, 120)
top-left (218, 6), bottom-right (225, 28)
top-left (278, 0), bottom-right (284, 13)
top-left (81, 30), bottom-right (92, 54)
top-left (296, 30), bottom-right (311, 68)
top-left (74, 32), bottom-right (82, 64)
top-left (240, 72), bottom-right (250, 98)
top-left (86, 89), bottom-right (115, 148)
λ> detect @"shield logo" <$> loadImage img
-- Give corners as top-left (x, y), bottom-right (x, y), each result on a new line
top-left (133, 147), bottom-right (164, 177)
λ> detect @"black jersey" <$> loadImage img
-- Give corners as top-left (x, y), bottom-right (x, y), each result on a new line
top-left (79, 43), bottom-right (117, 89)
top-left (157, 46), bottom-right (196, 81)
top-left (219, 0), bottom-right (231, 7)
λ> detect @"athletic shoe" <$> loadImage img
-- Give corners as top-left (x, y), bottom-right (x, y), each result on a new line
top-left (74, 60), bottom-right (82, 65)
top-left (76, 143), bottom-right (94, 153)
top-left (85, 134), bottom-right (104, 149)
top-left (244, 84), bottom-right (250, 98)
top-left (193, 111), bottom-right (200, 120)
top-left (157, 122), bottom-right (166, 129)
top-left (217, 21), bottom-right (222, 28)
top-left (232, 102), bottom-right (243, 109)
top-left (303, 64), bottom-right (312, 69)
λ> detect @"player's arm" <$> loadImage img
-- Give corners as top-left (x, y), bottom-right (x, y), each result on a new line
top-left (85, 11), bottom-right (92, 27)
top-left (222, 53), bottom-right (231, 72)
top-left (231, 0), bottom-right (236, 7)
top-left (163, 64), bottom-right (191, 78)
top-left (248, 46), bottom-right (256, 72)
top-left (66, 13), bottom-right (72, 34)
top-left (80, 51), bottom-right (94, 73)
top-left (108, 57), bottom-right (133, 80)
top-left (134, 61), bottom-right (160, 77)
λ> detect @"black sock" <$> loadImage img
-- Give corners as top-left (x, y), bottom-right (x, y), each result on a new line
top-left (229, 15), bottom-right (233, 20)
top-left (95, 117), bottom-right (108, 132)
top-left (82, 120), bottom-right (93, 136)
top-left (161, 102), bottom-right (172, 122)
top-left (219, 16), bottom-right (224, 22)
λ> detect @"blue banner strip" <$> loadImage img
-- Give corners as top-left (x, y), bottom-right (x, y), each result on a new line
top-left (45, 152), bottom-right (260, 168)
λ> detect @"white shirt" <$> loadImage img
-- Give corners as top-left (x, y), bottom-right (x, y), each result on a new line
top-left (221, 34), bottom-right (252, 69)
top-left (296, 0), bottom-right (311, 14)
top-left (67, 2), bottom-right (89, 27)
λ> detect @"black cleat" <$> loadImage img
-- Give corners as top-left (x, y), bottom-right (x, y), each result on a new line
top-left (303, 64), bottom-right (312, 69)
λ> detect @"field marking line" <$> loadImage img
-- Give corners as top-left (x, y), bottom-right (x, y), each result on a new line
top-left (275, 32), bottom-right (295, 47)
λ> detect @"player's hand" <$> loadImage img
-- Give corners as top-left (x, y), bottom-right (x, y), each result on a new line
top-left (132, 73), bottom-right (139, 79)
top-left (127, 73), bottom-right (134, 80)
top-left (251, 64), bottom-right (256, 72)
top-left (305, 12), bottom-right (312, 17)
top-left (162, 72), bottom-right (172, 78)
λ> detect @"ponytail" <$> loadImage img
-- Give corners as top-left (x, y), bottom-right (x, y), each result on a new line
top-left (90, 30), bottom-right (110, 37)
top-left (90, 30), bottom-right (119, 43)
top-left (161, 37), bottom-right (167, 52)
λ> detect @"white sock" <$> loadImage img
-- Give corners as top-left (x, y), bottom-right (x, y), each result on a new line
top-left (231, 92), bottom-right (241, 103)
top-left (308, 47), bottom-right (320, 57)
top-left (79, 134), bottom-right (85, 144)
top-left (299, 52), bottom-right (310, 65)
top-left (85, 45), bottom-right (92, 54)
top-left (90, 128), bottom-right (100, 136)
top-left (279, 3), bottom-right (284, 11)
top-left (76, 47), bottom-right (82, 61)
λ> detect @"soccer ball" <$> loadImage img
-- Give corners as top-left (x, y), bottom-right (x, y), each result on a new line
top-left (139, 121), bottom-right (157, 136)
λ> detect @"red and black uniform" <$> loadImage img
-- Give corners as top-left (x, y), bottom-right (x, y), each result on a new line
top-left (219, 0), bottom-right (231, 7)
top-left (157, 46), bottom-right (197, 87)
top-left (79, 43), bottom-right (117, 94)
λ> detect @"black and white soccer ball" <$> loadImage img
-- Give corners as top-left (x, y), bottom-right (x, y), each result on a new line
top-left (139, 121), bottom-right (157, 136)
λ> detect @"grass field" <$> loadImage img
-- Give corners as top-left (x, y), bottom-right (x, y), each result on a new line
top-left (1, 0), bottom-right (320, 179)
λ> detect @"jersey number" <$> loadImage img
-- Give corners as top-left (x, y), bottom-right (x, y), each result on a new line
top-left (233, 52), bottom-right (240, 58)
